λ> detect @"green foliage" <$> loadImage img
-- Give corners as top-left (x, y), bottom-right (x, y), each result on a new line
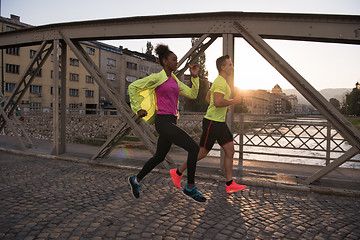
top-left (185, 38), bottom-right (210, 112)
top-left (145, 41), bottom-right (154, 55)
top-left (345, 83), bottom-right (360, 116)
top-left (234, 100), bottom-right (248, 113)
top-left (329, 98), bottom-right (340, 109)
top-left (348, 118), bottom-right (360, 128)
top-left (285, 99), bottom-right (292, 112)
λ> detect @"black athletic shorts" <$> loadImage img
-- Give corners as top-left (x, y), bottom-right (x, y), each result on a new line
top-left (199, 118), bottom-right (233, 151)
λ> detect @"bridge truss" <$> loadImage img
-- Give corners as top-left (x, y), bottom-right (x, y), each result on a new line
top-left (0, 12), bottom-right (359, 183)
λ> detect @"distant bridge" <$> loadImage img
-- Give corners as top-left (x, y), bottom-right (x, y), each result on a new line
top-left (0, 11), bottom-right (360, 184)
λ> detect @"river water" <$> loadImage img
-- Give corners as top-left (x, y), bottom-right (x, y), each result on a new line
top-left (208, 117), bottom-right (360, 169)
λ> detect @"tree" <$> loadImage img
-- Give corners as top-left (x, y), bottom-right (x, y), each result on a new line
top-left (145, 41), bottom-right (154, 55)
top-left (285, 99), bottom-right (292, 113)
top-left (346, 84), bottom-right (360, 116)
top-left (329, 98), bottom-right (340, 110)
top-left (185, 38), bottom-right (209, 112)
top-left (234, 99), bottom-right (248, 113)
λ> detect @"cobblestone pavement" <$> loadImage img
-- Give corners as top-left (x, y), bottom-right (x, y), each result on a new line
top-left (1, 151), bottom-right (360, 240)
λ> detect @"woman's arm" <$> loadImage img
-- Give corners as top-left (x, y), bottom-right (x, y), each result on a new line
top-left (179, 64), bottom-right (200, 99)
top-left (128, 73), bottom-right (158, 114)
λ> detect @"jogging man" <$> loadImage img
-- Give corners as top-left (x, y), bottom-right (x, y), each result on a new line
top-left (170, 55), bottom-right (247, 193)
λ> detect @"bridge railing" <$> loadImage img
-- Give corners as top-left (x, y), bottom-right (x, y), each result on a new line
top-left (3, 111), bottom-right (359, 169)
top-left (178, 113), bottom-right (360, 169)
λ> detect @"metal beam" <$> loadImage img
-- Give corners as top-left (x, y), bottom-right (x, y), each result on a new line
top-left (0, 105), bottom-right (26, 150)
top-left (233, 20), bottom-right (360, 149)
top-left (232, 20), bottom-right (360, 182)
top-left (1, 12), bottom-right (360, 48)
top-left (60, 41), bottom-right (67, 153)
top-left (177, 34), bottom-right (209, 67)
top-left (303, 147), bottom-right (359, 185)
top-left (176, 36), bottom-right (217, 77)
top-left (0, 41), bottom-right (53, 132)
top-left (60, 31), bottom-right (174, 168)
top-left (52, 39), bottom-right (60, 155)
top-left (221, 33), bottom-right (235, 175)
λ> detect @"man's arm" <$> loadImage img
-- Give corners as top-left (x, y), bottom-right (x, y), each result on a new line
top-left (213, 92), bottom-right (241, 108)
top-left (205, 91), bottom-right (211, 104)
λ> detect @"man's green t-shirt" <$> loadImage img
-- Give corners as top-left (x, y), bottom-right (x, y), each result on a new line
top-left (204, 75), bottom-right (231, 122)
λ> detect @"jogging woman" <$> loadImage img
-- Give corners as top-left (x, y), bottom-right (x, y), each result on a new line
top-left (128, 44), bottom-right (206, 203)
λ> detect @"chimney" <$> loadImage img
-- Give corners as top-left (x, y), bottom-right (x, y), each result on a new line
top-left (10, 14), bottom-right (20, 22)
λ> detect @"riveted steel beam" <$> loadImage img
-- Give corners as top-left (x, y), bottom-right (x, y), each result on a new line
top-left (0, 41), bottom-right (53, 132)
top-left (232, 20), bottom-right (360, 183)
top-left (1, 12), bottom-right (360, 49)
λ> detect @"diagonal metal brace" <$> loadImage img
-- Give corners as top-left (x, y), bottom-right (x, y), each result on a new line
top-left (59, 31), bottom-right (175, 168)
top-left (233, 20), bottom-right (360, 183)
top-left (302, 147), bottom-right (359, 185)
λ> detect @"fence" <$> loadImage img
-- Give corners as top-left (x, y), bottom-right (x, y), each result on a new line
top-left (179, 113), bottom-right (360, 169)
top-left (3, 111), bottom-right (360, 169)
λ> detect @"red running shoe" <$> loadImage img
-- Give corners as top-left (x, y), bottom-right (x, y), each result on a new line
top-left (226, 181), bottom-right (247, 193)
top-left (170, 168), bottom-right (182, 188)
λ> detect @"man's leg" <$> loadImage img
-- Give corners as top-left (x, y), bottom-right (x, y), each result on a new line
top-left (222, 141), bottom-right (235, 182)
top-left (222, 141), bottom-right (247, 193)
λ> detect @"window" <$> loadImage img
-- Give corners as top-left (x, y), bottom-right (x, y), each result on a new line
top-left (69, 103), bottom-right (79, 109)
top-left (85, 90), bottom-right (94, 98)
top-left (69, 88), bottom-right (79, 97)
top-left (30, 85), bottom-right (42, 95)
top-left (86, 75), bottom-right (94, 83)
top-left (6, 64), bottom-right (19, 74)
top-left (126, 75), bottom-right (137, 83)
top-left (86, 47), bottom-right (95, 55)
top-left (70, 58), bottom-right (79, 66)
top-left (107, 72), bottom-right (116, 81)
top-left (29, 102), bottom-right (41, 110)
top-left (5, 83), bottom-right (16, 92)
top-left (6, 48), bottom-right (19, 56)
top-left (150, 67), bottom-right (160, 74)
top-left (139, 65), bottom-right (149, 74)
top-left (70, 73), bottom-right (79, 82)
top-left (6, 26), bottom-right (16, 31)
top-left (107, 58), bottom-right (116, 67)
top-left (30, 50), bottom-right (37, 58)
top-left (127, 62), bottom-right (137, 70)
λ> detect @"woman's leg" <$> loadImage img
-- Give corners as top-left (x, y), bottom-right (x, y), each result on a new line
top-left (136, 135), bottom-right (171, 181)
top-left (160, 122), bottom-right (199, 186)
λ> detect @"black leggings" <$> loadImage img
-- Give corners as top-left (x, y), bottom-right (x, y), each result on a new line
top-left (137, 114), bottom-right (199, 185)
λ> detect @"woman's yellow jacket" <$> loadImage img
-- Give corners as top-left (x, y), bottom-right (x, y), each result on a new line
top-left (128, 69), bottom-right (199, 124)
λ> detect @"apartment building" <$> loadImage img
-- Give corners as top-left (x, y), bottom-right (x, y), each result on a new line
top-left (241, 89), bottom-right (271, 114)
top-left (94, 41), bottom-right (161, 114)
top-left (1, 15), bottom-right (99, 114)
top-left (1, 15), bottom-right (161, 115)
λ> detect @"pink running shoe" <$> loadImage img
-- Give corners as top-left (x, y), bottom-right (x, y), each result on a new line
top-left (226, 181), bottom-right (247, 193)
top-left (170, 169), bottom-right (182, 188)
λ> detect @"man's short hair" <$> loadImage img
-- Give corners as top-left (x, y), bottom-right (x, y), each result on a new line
top-left (216, 55), bottom-right (231, 72)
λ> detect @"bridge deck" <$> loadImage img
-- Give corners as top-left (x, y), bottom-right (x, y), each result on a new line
top-left (0, 135), bottom-right (359, 194)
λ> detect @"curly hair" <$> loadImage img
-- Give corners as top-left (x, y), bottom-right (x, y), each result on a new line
top-left (155, 44), bottom-right (174, 67)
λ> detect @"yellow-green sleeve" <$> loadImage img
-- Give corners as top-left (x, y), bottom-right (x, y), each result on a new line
top-left (179, 76), bottom-right (199, 99)
top-left (128, 74), bottom-right (156, 113)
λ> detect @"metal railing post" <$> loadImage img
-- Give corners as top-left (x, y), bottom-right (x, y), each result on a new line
top-left (326, 121), bottom-right (331, 166)
top-left (238, 114), bottom-right (244, 178)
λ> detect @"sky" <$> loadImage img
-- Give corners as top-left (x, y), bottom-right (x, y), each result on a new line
top-left (1, 0), bottom-right (360, 91)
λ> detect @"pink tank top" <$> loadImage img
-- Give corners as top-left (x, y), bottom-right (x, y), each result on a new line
top-left (155, 77), bottom-right (179, 116)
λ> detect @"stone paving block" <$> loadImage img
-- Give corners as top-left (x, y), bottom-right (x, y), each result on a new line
top-left (1, 151), bottom-right (360, 239)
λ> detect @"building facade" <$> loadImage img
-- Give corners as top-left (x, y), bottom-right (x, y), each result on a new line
top-left (1, 15), bottom-right (161, 115)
